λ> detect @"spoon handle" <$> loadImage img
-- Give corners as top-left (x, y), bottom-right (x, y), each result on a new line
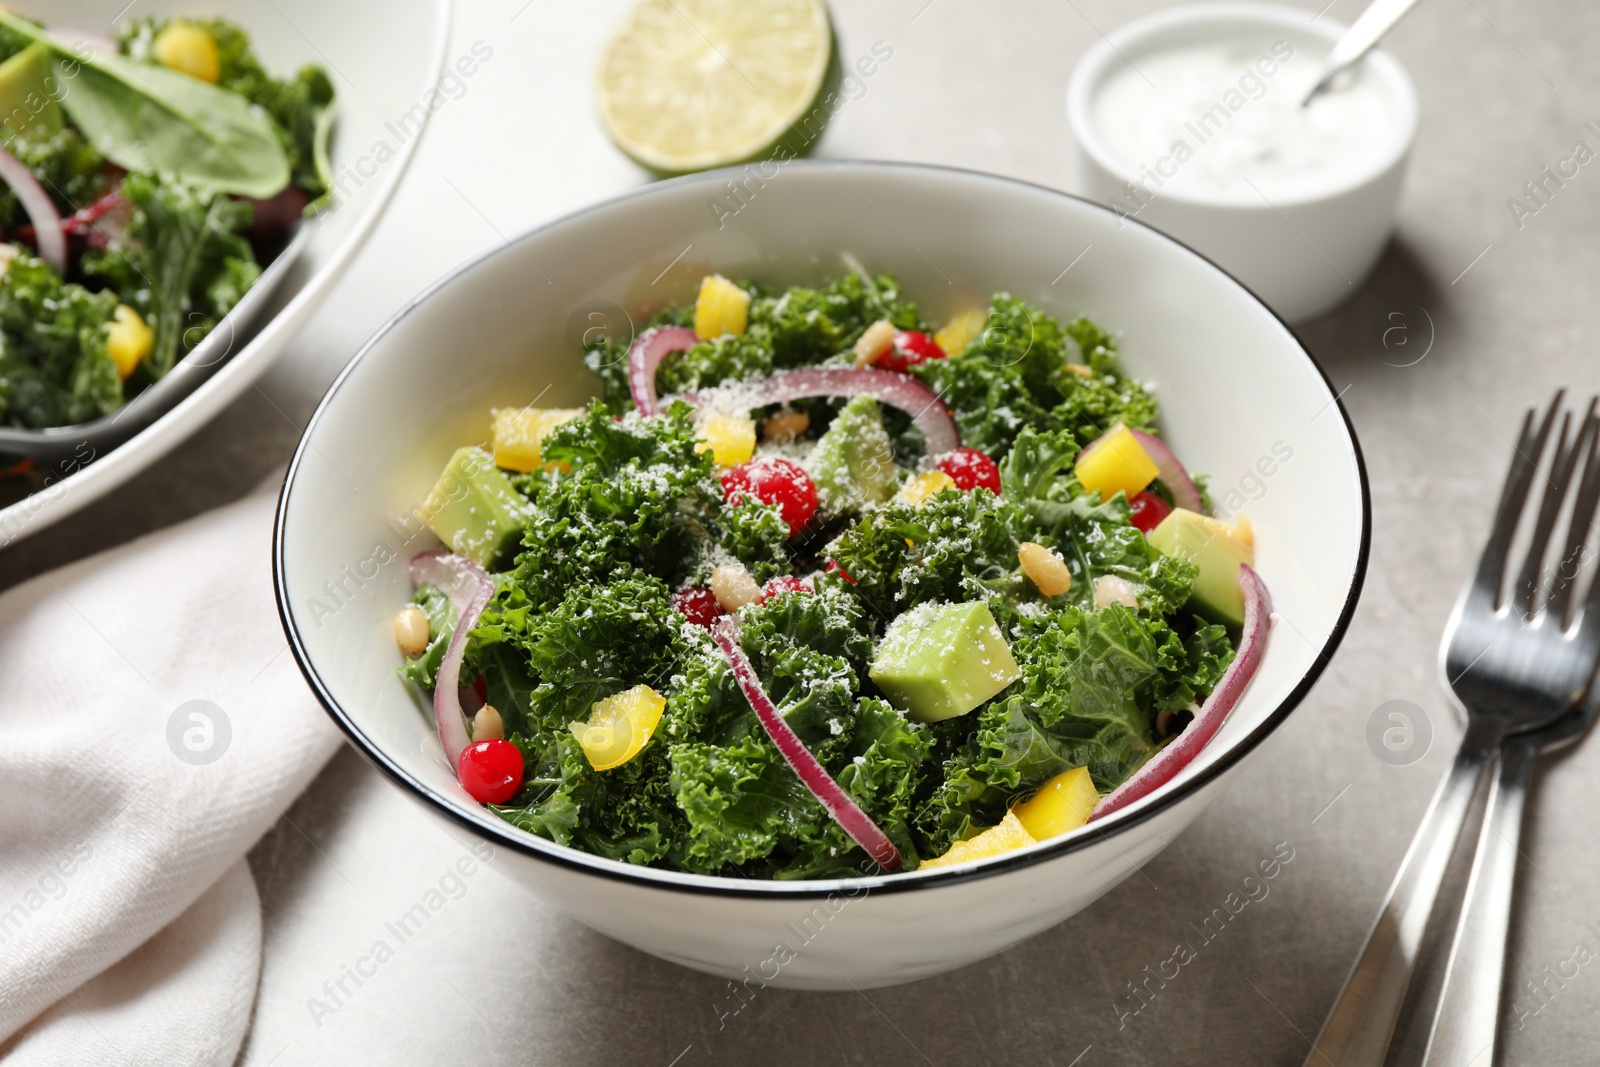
top-left (1420, 738), bottom-right (1537, 1067)
top-left (1302, 0), bottom-right (1425, 104)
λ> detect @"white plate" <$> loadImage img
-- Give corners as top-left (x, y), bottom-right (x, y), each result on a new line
top-left (0, 0), bottom-right (452, 548)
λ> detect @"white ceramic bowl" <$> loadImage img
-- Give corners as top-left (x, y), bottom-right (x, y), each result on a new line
top-left (1066, 2), bottom-right (1418, 324)
top-left (0, 0), bottom-right (451, 548)
top-left (274, 161), bottom-right (1369, 990)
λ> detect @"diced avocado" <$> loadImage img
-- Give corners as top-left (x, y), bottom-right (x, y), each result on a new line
top-left (418, 446), bottom-right (534, 567)
top-left (809, 395), bottom-right (898, 513)
top-left (1146, 508), bottom-right (1253, 626)
top-left (869, 601), bottom-right (1021, 723)
top-left (0, 44), bottom-right (64, 137)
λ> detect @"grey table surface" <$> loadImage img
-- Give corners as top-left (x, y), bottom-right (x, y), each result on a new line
top-left (6, 0), bottom-right (1600, 1063)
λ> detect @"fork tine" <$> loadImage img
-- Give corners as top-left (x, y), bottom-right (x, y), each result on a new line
top-left (1547, 400), bottom-right (1600, 625)
top-left (1513, 408), bottom-right (1586, 618)
top-left (1567, 424), bottom-right (1600, 634)
top-left (1475, 389), bottom-right (1564, 607)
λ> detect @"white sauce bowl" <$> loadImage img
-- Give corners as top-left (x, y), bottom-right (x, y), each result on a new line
top-left (1067, 2), bottom-right (1419, 323)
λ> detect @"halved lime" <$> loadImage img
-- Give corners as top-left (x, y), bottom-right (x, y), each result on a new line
top-left (596, 0), bottom-right (832, 173)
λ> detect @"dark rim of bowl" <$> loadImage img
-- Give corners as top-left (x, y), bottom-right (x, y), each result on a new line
top-left (273, 158), bottom-right (1372, 900)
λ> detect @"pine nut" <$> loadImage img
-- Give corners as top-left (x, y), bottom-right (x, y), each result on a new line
top-left (393, 605), bottom-right (430, 655)
top-left (1095, 575), bottom-right (1140, 609)
top-left (472, 704), bottom-right (504, 742)
top-left (853, 319), bottom-right (896, 367)
top-left (763, 410), bottom-right (810, 442)
top-left (710, 562), bottom-right (763, 611)
top-left (1018, 542), bottom-right (1073, 597)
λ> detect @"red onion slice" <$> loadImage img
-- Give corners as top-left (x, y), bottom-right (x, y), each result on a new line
top-left (1088, 564), bottom-right (1271, 822)
top-left (409, 550), bottom-right (493, 767)
top-left (627, 325), bottom-right (700, 416)
top-left (0, 145), bottom-right (64, 273)
top-left (63, 188), bottom-right (126, 233)
top-left (1080, 426), bottom-right (1203, 513)
top-left (671, 367), bottom-right (960, 456)
top-left (709, 617), bottom-right (903, 872)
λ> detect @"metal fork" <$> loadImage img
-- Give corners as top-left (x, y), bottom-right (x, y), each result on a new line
top-left (1420, 701), bottom-right (1600, 1066)
top-left (1421, 418), bottom-right (1600, 1067)
top-left (1305, 391), bottom-right (1600, 1067)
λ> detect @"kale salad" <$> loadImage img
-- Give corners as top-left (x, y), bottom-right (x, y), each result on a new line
top-left (0, 13), bottom-right (332, 434)
top-left (398, 270), bottom-right (1269, 879)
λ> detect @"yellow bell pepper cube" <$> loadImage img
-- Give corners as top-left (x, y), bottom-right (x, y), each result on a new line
top-left (694, 274), bottom-right (750, 340)
top-left (105, 304), bottom-right (153, 380)
top-left (921, 811), bottom-right (1036, 870)
top-left (490, 407), bottom-right (583, 472)
top-left (695, 413), bottom-right (756, 467)
top-left (1012, 767), bottom-right (1099, 841)
top-left (1075, 424), bottom-right (1159, 500)
top-left (895, 470), bottom-right (956, 507)
top-left (152, 21), bottom-right (221, 83)
top-left (934, 309), bottom-right (987, 355)
top-left (569, 684), bottom-right (666, 771)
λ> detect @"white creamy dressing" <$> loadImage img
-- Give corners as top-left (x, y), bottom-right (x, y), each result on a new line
top-left (1091, 34), bottom-right (1400, 202)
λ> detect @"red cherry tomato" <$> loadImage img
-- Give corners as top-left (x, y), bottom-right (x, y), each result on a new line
top-left (672, 587), bottom-right (724, 627)
top-left (936, 448), bottom-right (1002, 494)
top-left (1129, 491), bottom-right (1172, 533)
top-left (456, 739), bottom-right (524, 804)
top-left (721, 456), bottom-right (819, 536)
top-left (824, 557), bottom-right (856, 585)
top-left (876, 330), bottom-right (945, 373)
top-left (760, 575), bottom-right (812, 601)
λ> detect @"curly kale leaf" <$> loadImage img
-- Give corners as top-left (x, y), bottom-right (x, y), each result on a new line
top-left (713, 496), bottom-right (790, 582)
top-left (736, 587), bottom-right (872, 766)
top-left (999, 425), bottom-right (1081, 502)
top-left (1148, 619), bottom-right (1236, 718)
top-left (833, 697), bottom-right (932, 868)
top-left (472, 569), bottom-right (694, 739)
top-left (971, 600), bottom-right (1233, 797)
top-left (658, 587), bottom-right (930, 876)
top-left (499, 727), bottom-right (682, 866)
top-left (984, 603), bottom-right (1162, 790)
top-left (752, 271), bottom-right (923, 367)
top-left (0, 127), bottom-right (112, 228)
top-left (667, 733), bottom-right (820, 872)
top-left (472, 572), bottom-right (698, 866)
top-left (0, 253), bottom-right (120, 429)
top-left (825, 487), bottom-right (1031, 627)
top-left (511, 402), bottom-right (724, 605)
top-left (914, 724), bottom-right (1012, 852)
top-left (82, 172), bottom-right (260, 377)
top-left (914, 297), bottom-right (1156, 456)
top-left (584, 273), bottom-right (924, 410)
top-left (1029, 492), bottom-right (1198, 616)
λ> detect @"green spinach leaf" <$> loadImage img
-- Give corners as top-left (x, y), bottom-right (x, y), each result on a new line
top-left (0, 13), bottom-right (289, 197)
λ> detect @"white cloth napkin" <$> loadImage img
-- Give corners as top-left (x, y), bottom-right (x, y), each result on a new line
top-left (0, 490), bottom-right (340, 1063)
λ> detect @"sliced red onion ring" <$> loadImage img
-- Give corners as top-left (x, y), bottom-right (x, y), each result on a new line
top-left (1088, 564), bottom-right (1271, 822)
top-left (1081, 426), bottom-right (1203, 513)
top-left (409, 550), bottom-right (493, 767)
top-left (0, 145), bottom-right (64, 273)
top-left (709, 617), bottom-right (903, 872)
top-left (627, 325), bottom-right (700, 416)
top-left (62, 188), bottom-right (126, 234)
top-left (671, 367), bottom-right (960, 456)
